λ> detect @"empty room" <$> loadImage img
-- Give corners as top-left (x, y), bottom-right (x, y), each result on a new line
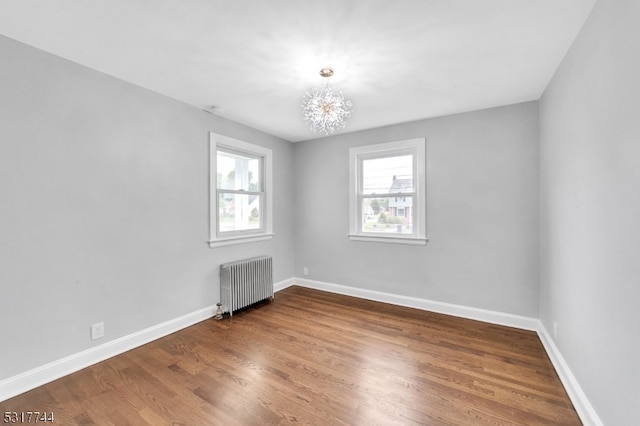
top-left (1, 1), bottom-right (638, 425)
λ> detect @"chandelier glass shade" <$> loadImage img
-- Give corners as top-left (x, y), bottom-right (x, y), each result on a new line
top-left (302, 68), bottom-right (352, 135)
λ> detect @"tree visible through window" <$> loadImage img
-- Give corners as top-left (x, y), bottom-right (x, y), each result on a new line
top-left (361, 154), bottom-right (414, 234)
top-left (217, 149), bottom-right (263, 233)
top-left (209, 133), bottom-right (273, 248)
top-left (349, 138), bottom-right (427, 245)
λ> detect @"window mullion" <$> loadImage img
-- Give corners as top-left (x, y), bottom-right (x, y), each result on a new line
top-left (218, 189), bottom-right (262, 196)
top-left (349, 137), bottom-right (426, 245)
top-left (210, 133), bottom-right (273, 248)
top-left (361, 192), bottom-right (416, 198)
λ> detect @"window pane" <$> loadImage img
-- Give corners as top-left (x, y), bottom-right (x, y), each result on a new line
top-left (217, 150), bottom-right (261, 191)
top-left (218, 193), bottom-right (261, 232)
top-left (362, 155), bottom-right (413, 195)
top-left (362, 196), bottom-right (413, 234)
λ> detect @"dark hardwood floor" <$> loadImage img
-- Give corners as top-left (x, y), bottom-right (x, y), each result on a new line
top-left (1, 286), bottom-right (581, 425)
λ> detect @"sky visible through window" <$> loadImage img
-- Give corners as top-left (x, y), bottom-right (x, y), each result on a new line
top-left (217, 149), bottom-right (262, 232)
top-left (362, 155), bottom-right (413, 194)
top-left (217, 150), bottom-right (260, 191)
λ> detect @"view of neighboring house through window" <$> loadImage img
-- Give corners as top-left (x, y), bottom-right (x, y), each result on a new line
top-left (349, 138), bottom-right (427, 245)
top-left (209, 133), bottom-right (273, 248)
top-left (362, 154), bottom-right (414, 234)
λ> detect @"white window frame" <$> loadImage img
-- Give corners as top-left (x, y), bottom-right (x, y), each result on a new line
top-left (349, 138), bottom-right (427, 245)
top-left (209, 133), bottom-right (273, 248)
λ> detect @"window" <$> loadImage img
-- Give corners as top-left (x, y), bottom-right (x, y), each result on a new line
top-left (349, 138), bottom-right (427, 245)
top-left (209, 133), bottom-right (273, 247)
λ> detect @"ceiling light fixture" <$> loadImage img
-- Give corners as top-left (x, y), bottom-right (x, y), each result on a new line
top-left (302, 67), bottom-right (352, 135)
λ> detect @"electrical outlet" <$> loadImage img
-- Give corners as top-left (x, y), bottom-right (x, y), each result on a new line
top-left (91, 322), bottom-right (105, 340)
top-left (303, 267), bottom-right (309, 276)
top-left (553, 322), bottom-right (558, 340)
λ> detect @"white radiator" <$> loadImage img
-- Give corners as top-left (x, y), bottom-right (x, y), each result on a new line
top-left (220, 256), bottom-right (273, 316)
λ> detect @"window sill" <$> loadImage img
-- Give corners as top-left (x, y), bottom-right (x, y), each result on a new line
top-left (209, 233), bottom-right (274, 248)
top-left (348, 234), bottom-right (428, 245)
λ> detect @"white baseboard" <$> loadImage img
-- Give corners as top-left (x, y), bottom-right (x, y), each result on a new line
top-left (0, 305), bottom-right (216, 402)
top-left (1, 277), bottom-right (602, 426)
top-left (536, 322), bottom-right (603, 426)
top-left (291, 277), bottom-right (601, 426)
top-left (0, 278), bottom-right (295, 403)
top-left (292, 277), bottom-right (539, 330)
top-left (274, 277), bottom-right (295, 293)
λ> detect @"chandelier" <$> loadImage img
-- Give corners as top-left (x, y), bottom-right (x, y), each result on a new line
top-left (302, 67), bottom-right (352, 135)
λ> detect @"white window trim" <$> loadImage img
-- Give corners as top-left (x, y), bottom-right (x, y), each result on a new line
top-left (348, 138), bottom-right (427, 245)
top-left (209, 133), bottom-right (273, 248)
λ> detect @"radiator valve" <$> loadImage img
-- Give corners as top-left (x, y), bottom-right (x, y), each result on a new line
top-left (214, 303), bottom-right (223, 320)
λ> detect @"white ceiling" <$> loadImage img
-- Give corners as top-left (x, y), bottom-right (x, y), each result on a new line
top-left (0, 0), bottom-right (596, 142)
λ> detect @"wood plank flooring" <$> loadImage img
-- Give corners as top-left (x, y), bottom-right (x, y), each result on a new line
top-left (0, 286), bottom-right (581, 425)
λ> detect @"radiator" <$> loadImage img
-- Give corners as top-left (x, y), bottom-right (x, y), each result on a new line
top-left (220, 256), bottom-right (273, 316)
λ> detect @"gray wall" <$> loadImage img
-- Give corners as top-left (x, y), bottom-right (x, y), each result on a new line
top-left (294, 102), bottom-right (540, 317)
top-left (5, 3), bottom-right (634, 420)
top-left (539, 0), bottom-right (640, 424)
top-left (0, 36), bottom-right (295, 379)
